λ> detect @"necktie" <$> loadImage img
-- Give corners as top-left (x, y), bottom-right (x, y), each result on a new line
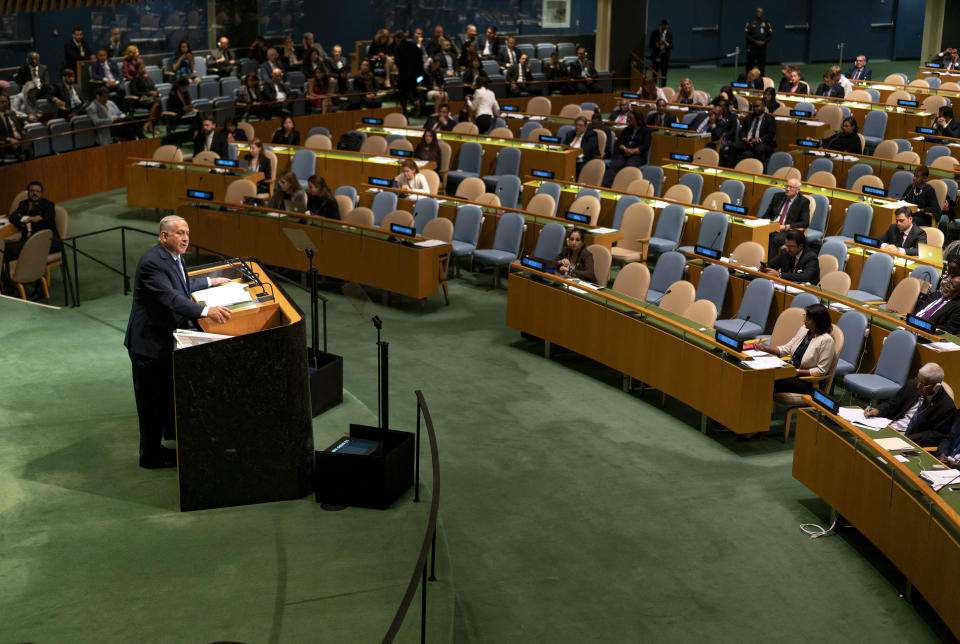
top-left (658, 114), bottom-right (664, 126)
top-left (176, 256), bottom-right (188, 292)
top-left (518, 66), bottom-right (524, 83)
top-left (919, 297), bottom-right (948, 320)
top-left (779, 198), bottom-right (791, 224)
top-left (750, 116), bottom-right (760, 139)
top-left (906, 397), bottom-right (924, 433)
top-left (510, 50), bottom-right (515, 65)
top-left (697, 117), bottom-right (708, 133)
top-left (572, 134), bottom-right (582, 148)
top-left (900, 232), bottom-right (907, 247)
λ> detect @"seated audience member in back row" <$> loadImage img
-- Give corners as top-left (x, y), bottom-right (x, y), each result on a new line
top-left (306, 175), bottom-right (339, 219)
top-left (865, 363), bottom-right (955, 447)
top-left (1, 181), bottom-right (61, 297)
top-left (912, 276), bottom-right (960, 335)
top-left (763, 178), bottom-right (809, 257)
top-left (815, 70), bottom-right (845, 98)
top-left (87, 87), bottom-right (142, 144)
top-left (424, 103), bottom-right (454, 131)
top-left (563, 116), bottom-right (599, 177)
top-left (554, 228), bottom-right (596, 283)
top-left (728, 99), bottom-right (776, 166)
top-left (414, 128), bottom-right (440, 163)
top-left (755, 303), bottom-right (835, 396)
top-left (193, 116), bottom-right (228, 158)
top-left (271, 115), bottom-right (300, 145)
top-left (646, 98), bottom-right (675, 127)
top-left (734, 67), bottom-right (763, 90)
top-left (244, 138), bottom-right (272, 194)
top-left (847, 54), bottom-right (872, 80)
top-left (782, 67), bottom-right (809, 94)
top-left (0, 94), bottom-right (29, 161)
top-left (601, 109), bottom-right (650, 187)
top-left (609, 97), bottom-right (633, 124)
top-left (394, 159), bottom-right (430, 198)
top-left (814, 116), bottom-right (862, 154)
top-left (879, 207), bottom-right (926, 256)
top-left (932, 106), bottom-right (960, 139)
top-left (53, 68), bottom-right (86, 119)
top-left (761, 229), bottom-right (818, 284)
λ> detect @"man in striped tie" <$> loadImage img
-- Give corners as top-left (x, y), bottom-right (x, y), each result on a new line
top-left (865, 363), bottom-right (955, 447)
top-left (847, 55), bottom-right (872, 81)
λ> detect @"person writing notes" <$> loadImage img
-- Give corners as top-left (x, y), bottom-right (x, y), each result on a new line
top-left (554, 228), bottom-right (596, 283)
top-left (864, 363), bottom-right (954, 447)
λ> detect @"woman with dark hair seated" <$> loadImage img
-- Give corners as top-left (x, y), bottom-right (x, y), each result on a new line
top-left (756, 303), bottom-right (836, 395)
top-left (244, 138), bottom-right (271, 194)
top-left (817, 116), bottom-right (863, 154)
top-left (414, 128), bottom-right (440, 164)
top-left (899, 164), bottom-right (941, 227)
top-left (554, 228), bottom-right (596, 283)
top-left (271, 115), bottom-right (300, 145)
top-left (166, 77), bottom-right (196, 128)
top-left (761, 87), bottom-right (780, 114)
top-left (306, 174), bottom-right (339, 219)
top-left (267, 170), bottom-right (306, 210)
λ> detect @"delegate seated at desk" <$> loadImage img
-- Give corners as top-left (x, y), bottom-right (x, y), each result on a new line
top-left (809, 117), bottom-right (863, 154)
top-left (645, 98), bottom-right (676, 127)
top-left (913, 276), bottom-right (960, 334)
top-left (865, 363), bottom-right (955, 447)
top-left (879, 207), bottom-right (926, 256)
top-left (761, 230), bottom-right (819, 283)
top-left (937, 415), bottom-right (960, 465)
top-left (899, 165), bottom-right (940, 227)
top-left (755, 302), bottom-right (835, 395)
top-left (763, 178), bottom-right (809, 257)
top-left (932, 106), bottom-right (960, 139)
top-left (554, 228), bottom-right (596, 283)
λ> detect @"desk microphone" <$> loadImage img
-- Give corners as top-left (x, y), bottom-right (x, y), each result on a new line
top-left (733, 314), bottom-right (752, 340)
top-left (708, 227), bottom-right (722, 252)
top-left (191, 244), bottom-right (263, 289)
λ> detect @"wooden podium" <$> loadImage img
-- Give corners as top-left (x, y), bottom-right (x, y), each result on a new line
top-left (173, 260), bottom-right (313, 511)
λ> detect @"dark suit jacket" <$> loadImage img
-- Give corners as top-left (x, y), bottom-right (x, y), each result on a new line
top-left (554, 246), bottom-right (596, 283)
top-left (766, 247), bottom-right (819, 283)
top-left (505, 64), bottom-right (534, 85)
top-left (690, 112), bottom-right (736, 144)
top-left (476, 35), bottom-right (500, 59)
top-left (245, 154), bottom-right (272, 193)
top-left (193, 130), bottom-right (229, 158)
top-left (324, 55), bottom-right (349, 74)
top-left (63, 39), bottom-right (91, 70)
top-left (649, 29), bottom-right (673, 60)
top-left (784, 81), bottom-right (810, 95)
top-left (90, 60), bottom-right (122, 84)
top-left (875, 380), bottom-right (955, 447)
top-left (740, 112), bottom-right (776, 146)
top-left (900, 183), bottom-right (941, 222)
top-left (937, 416), bottom-right (960, 459)
top-left (646, 111), bottom-right (676, 127)
top-left (15, 64), bottom-right (50, 88)
top-left (0, 110), bottom-right (25, 141)
top-left (10, 197), bottom-right (61, 251)
top-left (124, 243), bottom-right (206, 359)
top-left (879, 223), bottom-right (927, 255)
top-left (763, 193), bottom-right (810, 229)
top-left (271, 128), bottom-right (300, 145)
top-left (935, 119), bottom-right (960, 139)
top-left (847, 65), bottom-right (872, 81)
top-left (424, 114), bottom-right (455, 131)
top-left (815, 82), bottom-right (845, 98)
top-left (913, 292), bottom-right (960, 334)
top-left (567, 58), bottom-right (597, 79)
top-left (53, 82), bottom-right (84, 110)
top-left (563, 128), bottom-right (600, 163)
top-left (497, 45), bottom-right (519, 68)
top-left (259, 59), bottom-right (286, 82)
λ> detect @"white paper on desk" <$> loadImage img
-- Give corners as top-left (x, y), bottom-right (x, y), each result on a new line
top-left (137, 160), bottom-right (162, 167)
top-left (265, 211), bottom-right (287, 218)
top-left (366, 156), bottom-right (395, 164)
top-left (920, 469), bottom-right (960, 489)
top-left (894, 455), bottom-right (910, 463)
top-left (589, 227), bottom-right (618, 234)
top-left (0, 217), bottom-right (8, 226)
top-left (925, 341), bottom-right (960, 352)
top-left (413, 239), bottom-right (446, 247)
top-left (841, 155), bottom-right (859, 162)
top-left (874, 436), bottom-right (914, 452)
top-left (830, 302), bottom-right (852, 312)
top-left (837, 407), bottom-right (890, 430)
top-left (718, 256), bottom-right (732, 263)
top-left (192, 281), bottom-right (253, 307)
top-left (773, 283), bottom-right (802, 294)
top-left (743, 356), bottom-right (787, 369)
top-left (743, 349), bottom-right (769, 357)
top-left (567, 286), bottom-right (587, 294)
top-left (526, 115), bottom-right (546, 121)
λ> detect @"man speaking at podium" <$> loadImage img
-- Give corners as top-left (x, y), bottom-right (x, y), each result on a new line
top-left (125, 215), bottom-right (232, 469)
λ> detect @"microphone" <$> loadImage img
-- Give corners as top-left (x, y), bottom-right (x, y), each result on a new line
top-left (190, 244), bottom-right (262, 288)
top-left (733, 314), bottom-right (752, 340)
top-left (708, 227), bottom-right (722, 252)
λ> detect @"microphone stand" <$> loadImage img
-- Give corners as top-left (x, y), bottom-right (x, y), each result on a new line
top-left (373, 315), bottom-right (388, 455)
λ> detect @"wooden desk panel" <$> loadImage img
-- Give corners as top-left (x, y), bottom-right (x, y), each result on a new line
top-left (126, 164), bottom-right (261, 211)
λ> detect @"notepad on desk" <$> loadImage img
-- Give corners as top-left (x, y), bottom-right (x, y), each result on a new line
top-left (589, 227), bottom-right (617, 234)
top-left (413, 239), bottom-right (446, 247)
top-left (192, 281), bottom-right (253, 308)
top-left (874, 436), bottom-right (914, 452)
top-left (837, 407), bottom-right (890, 430)
top-left (920, 469), bottom-right (960, 491)
top-left (742, 356), bottom-right (787, 369)
top-left (926, 341), bottom-right (960, 352)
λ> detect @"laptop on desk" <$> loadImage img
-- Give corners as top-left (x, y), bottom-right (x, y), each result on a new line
top-left (917, 243), bottom-right (943, 265)
top-left (284, 200), bottom-right (307, 214)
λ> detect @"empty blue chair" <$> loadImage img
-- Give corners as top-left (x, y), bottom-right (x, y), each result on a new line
top-left (580, 101), bottom-right (599, 112)
top-left (823, 202), bottom-right (873, 245)
top-left (714, 278), bottom-right (775, 341)
top-left (756, 186), bottom-right (784, 220)
top-left (451, 205), bottom-right (484, 271)
top-left (24, 123), bottom-right (50, 157)
top-left (536, 43), bottom-right (556, 59)
top-left (806, 157), bottom-right (833, 179)
top-left (47, 118), bottom-right (72, 154)
top-left (887, 170), bottom-right (914, 200)
top-left (892, 138), bottom-right (912, 153)
top-left (678, 173), bottom-right (703, 204)
top-left (385, 134), bottom-right (405, 145)
top-left (493, 175), bottom-right (522, 209)
top-left (645, 251), bottom-right (686, 304)
top-left (335, 185), bottom-right (357, 207)
top-left (791, 292), bottom-right (820, 309)
top-left (557, 42), bottom-right (577, 58)
top-left (70, 115), bottom-right (96, 149)
top-left (819, 239), bottom-right (848, 271)
top-left (533, 222), bottom-right (566, 260)
top-left (843, 328), bottom-right (916, 400)
top-left (213, 97), bottom-right (234, 126)
top-left (679, 211), bottom-right (728, 254)
top-left (719, 179), bottom-right (744, 204)
top-left (556, 124), bottom-right (574, 141)
top-left (864, 88), bottom-right (880, 103)
top-left (412, 197), bottom-right (439, 234)
top-left (371, 191), bottom-right (398, 225)
top-left (535, 182), bottom-right (561, 216)
top-left (641, 165), bottom-right (664, 196)
top-left (766, 151), bottom-right (793, 176)
top-left (847, 252), bottom-right (894, 302)
top-left (492, 117), bottom-right (506, 130)
top-left (482, 147), bottom-right (522, 192)
top-left (694, 263), bottom-right (729, 313)
top-left (925, 145), bottom-right (951, 166)
top-left (805, 194), bottom-right (830, 245)
top-left (145, 65), bottom-right (163, 84)
top-left (308, 126), bottom-right (332, 138)
top-left (795, 101), bottom-right (816, 115)
top-left (647, 204), bottom-right (685, 254)
top-left (927, 76), bottom-right (942, 88)
top-left (833, 311), bottom-right (868, 383)
top-left (286, 70), bottom-right (305, 91)
top-left (290, 149), bottom-right (316, 189)
top-left (844, 163), bottom-right (873, 190)
top-left (682, 112), bottom-right (699, 125)
top-left (910, 264), bottom-right (940, 290)
top-left (520, 122), bottom-right (541, 139)
top-left (861, 111), bottom-right (888, 149)
top-left (474, 212), bottom-right (526, 287)
top-left (220, 75), bottom-right (240, 98)
top-left (576, 187), bottom-right (601, 201)
top-left (446, 142), bottom-right (484, 192)
top-left (611, 195), bottom-right (641, 230)
top-left (516, 43), bottom-right (535, 59)
top-left (198, 78), bottom-right (219, 100)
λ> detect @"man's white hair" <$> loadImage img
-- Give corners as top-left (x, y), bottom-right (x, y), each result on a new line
top-left (919, 362), bottom-right (944, 384)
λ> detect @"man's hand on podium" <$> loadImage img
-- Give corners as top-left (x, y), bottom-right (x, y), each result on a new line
top-left (206, 306), bottom-right (232, 323)
top-left (210, 277), bottom-right (232, 286)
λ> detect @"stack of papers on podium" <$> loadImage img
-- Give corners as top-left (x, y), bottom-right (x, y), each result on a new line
top-left (838, 407), bottom-right (890, 430)
top-left (174, 329), bottom-right (233, 349)
top-left (192, 281), bottom-right (253, 308)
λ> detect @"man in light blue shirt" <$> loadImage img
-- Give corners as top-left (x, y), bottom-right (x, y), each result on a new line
top-left (86, 87), bottom-right (141, 144)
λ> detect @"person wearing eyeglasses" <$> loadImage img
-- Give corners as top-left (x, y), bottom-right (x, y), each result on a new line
top-left (864, 363), bottom-right (955, 447)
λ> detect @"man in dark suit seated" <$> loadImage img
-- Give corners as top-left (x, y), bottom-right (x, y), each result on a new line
top-left (193, 116), bottom-right (229, 158)
top-left (207, 36), bottom-right (236, 77)
top-left (865, 363), bottom-right (955, 447)
top-left (259, 48), bottom-right (286, 83)
top-left (936, 414), bottom-right (960, 465)
top-left (497, 36), bottom-right (519, 70)
top-left (262, 68), bottom-right (293, 117)
top-left (124, 215), bottom-right (233, 468)
top-left (424, 103), bottom-right (455, 131)
top-left (14, 52), bottom-right (51, 99)
top-left (727, 99), bottom-right (776, 166)
top-left (815, 70), bottom-right (845, 98)
top-left (932, 106), bottom-right (960, 139)
top-left (505, 54), bottom-right (539, 96)
top-left (90, 49), bottom-right (124, 103)
top-left (913, 276), bottom-right (960, 334)
top-left (52, 68), bottom-right (86, 119)
top-left (760, 229), bottom-right (818, 283)
top-left (478, 27), bottom-right (500, 61)
top-left (690, 102), bottom-right (736, 156)
top-left (847, 55), bottom-right (872, 81)
top-left (879, 207), bottom-right (927, 256)
top-left (563, 116), bottom-right (599, 177)
top-left (763, 177), bottom-right (809, 257)
top-left (567, 47), bottom-right (600, 94)
top-left (1, 181), bottom-right (62, 297)
top-left (324, 44), bottom-right (349, 74)
top-left (645, 98), bottom-right (676, 127)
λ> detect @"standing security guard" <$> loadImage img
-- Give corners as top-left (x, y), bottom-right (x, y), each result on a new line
top-left (745, 7), bottom-right (772, 76)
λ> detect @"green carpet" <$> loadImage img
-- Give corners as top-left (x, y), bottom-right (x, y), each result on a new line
top-left (1, 115), bottom-right (954, 642)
